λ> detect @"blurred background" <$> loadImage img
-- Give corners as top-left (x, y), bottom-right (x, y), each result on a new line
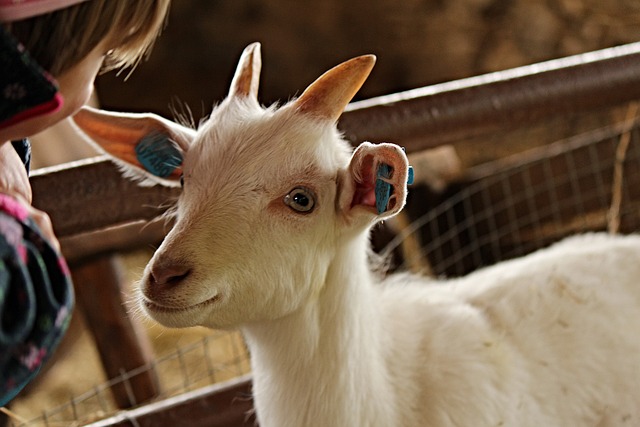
top-left (96, 0), bottom-right (640, 117)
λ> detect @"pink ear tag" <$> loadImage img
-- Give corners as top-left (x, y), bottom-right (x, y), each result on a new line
top-left (135, 132), bottom-right (183, 178)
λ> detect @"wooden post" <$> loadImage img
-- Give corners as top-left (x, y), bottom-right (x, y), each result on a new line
top-left (71, 255), bottom-right (160, 408)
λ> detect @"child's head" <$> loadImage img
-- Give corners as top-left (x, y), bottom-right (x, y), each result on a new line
top-left (6, 0), bottom-right (170, 76)
top-left (1, 0), bottom-right (171, 140)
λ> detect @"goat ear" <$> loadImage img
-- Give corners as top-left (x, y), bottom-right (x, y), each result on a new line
top-left (72, 106), bottom-right (195, 184)
top-left (293, 54), bottom-right (375, 122)
top-left (229, 42), bottom-right (262, 99)
top-left (338, 142), bottom-right (411, 224)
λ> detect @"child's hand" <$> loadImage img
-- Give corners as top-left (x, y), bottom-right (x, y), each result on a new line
top-left (0, 142), bottom-right (60, 252)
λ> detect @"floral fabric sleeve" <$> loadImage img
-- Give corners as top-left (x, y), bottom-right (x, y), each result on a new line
top-left (0, 194), bottom-right (74, 406)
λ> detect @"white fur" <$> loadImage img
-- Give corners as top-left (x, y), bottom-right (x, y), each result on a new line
top-left (133, 91), bottom-right (640, 426)
top-left (66, 47), bottom-right (639, 426)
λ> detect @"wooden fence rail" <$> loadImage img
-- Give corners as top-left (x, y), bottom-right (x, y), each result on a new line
top-left (342, 42), bottom-right (640, 149)
top-left (86, 376), bottom-right (254, 427)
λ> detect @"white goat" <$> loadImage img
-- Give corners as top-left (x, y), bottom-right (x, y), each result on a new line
top-left (73, 43), bottom-right (640, 427)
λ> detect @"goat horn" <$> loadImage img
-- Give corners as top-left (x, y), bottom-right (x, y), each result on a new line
top-left (294, 54), bottom-right (376, 122)
top-left (229, 42), bottom-right (262, 99)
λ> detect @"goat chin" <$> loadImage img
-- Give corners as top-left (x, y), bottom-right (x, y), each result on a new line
top-left (140, 296), bottom-right (217, 328)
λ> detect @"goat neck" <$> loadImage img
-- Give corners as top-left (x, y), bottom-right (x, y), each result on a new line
top-left (242, 231), bottom-right (398, 427)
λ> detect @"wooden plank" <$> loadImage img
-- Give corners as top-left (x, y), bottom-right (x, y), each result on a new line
top-left (340, 42), bottom-right (640, 150)
top-left (30, 156), bottom-right (179, 238)
top-left (84, 375), bottom-right (255, 427)
top-left (60, 219), bottom-right (166, 264)
top-left (72, 256), bottom-right (161, 409)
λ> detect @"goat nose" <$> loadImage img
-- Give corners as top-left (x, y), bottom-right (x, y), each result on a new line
top-left (150, 262), bottom-right (191, 286)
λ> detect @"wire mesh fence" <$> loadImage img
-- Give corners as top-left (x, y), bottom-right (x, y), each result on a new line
top-left (387, 119), bottom-right (640, 277)
top-left (6, 331), bottom-right (250, 427)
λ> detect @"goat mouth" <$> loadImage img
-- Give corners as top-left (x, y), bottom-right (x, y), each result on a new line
top-left (143, 295), bottom-right (221, 314)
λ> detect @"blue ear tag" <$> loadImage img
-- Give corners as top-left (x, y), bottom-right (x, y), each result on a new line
top-left (375, 163), bottom-right (393, 215)
top-left (407, 166), bottom-right (415, 185)
top-left (375, 163), bottom-right (415, 215)
top-left (400, 146), bottom-right (415, 186)
top-left (135, 132), bottom-right (183, 178)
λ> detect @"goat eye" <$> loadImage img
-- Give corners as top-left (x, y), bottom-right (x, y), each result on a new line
top-left (284, 187), bottom-right (316, 213)
top-left (180, 174), bottom-right (185, 188)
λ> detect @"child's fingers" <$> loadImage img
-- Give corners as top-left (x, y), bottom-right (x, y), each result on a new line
top-left (27, 206), bottom-right (60, 253)
top-left (0, 193), bottom-right (61, 253)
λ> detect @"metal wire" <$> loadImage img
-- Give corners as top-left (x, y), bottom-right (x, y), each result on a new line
top-left (390, 121), bottom-right (640, 276)
top-left (10, 332), bottom-right (250, 427)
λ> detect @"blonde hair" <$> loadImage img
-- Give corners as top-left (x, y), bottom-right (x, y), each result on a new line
top-left (8, 0), bottom-right (171, 76)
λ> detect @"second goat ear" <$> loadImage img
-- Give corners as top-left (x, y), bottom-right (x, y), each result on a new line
top-left (72, 106), bottom-right (196, 184)
top-left (338, 142), bottom-right (411, 225)
top-left (228, 42), bottom-right (262, 100)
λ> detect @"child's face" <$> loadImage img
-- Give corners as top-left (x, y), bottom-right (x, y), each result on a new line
top-left (0, 40), bottom-right (110, 142)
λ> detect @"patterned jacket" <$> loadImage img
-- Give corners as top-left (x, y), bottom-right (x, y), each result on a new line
top-left (0, 27), bottom-right (74, 406)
